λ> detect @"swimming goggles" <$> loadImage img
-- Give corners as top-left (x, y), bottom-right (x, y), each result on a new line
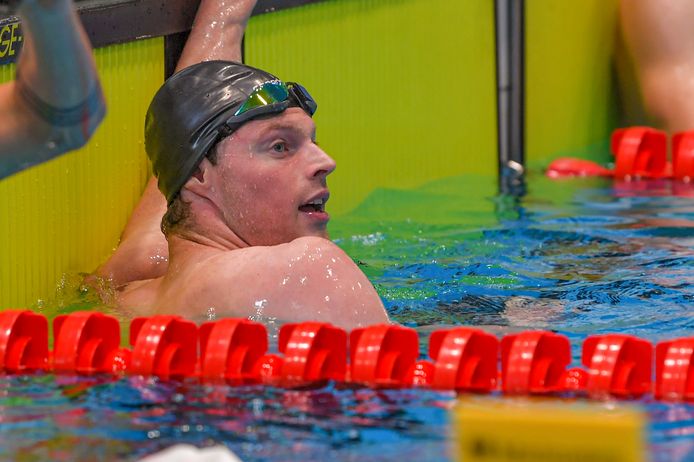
top-left (229, 80), bottom-right (317, 126)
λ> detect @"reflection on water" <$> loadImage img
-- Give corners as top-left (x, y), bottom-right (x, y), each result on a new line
top-left (336, 176), bottom-right (694, 347)
top-left (7, 174), bottom-right (694, 461)
top-left (0, 375), bottom-right (452, 461)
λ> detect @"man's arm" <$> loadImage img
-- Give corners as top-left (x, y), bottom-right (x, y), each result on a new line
top-left (176, 0), bottom-right (256, 71)
top-left (96, 0), bottom-right (257, 286)
top-left (620, 0), bottom-right (694, 133)
top-left (0, 0), bottom-right (105, 179)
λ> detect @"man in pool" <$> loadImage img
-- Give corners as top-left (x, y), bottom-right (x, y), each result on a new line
top-left (99, 0), bottom-right (389, 329)
top-left (0, 0), bottom-right (104, 178)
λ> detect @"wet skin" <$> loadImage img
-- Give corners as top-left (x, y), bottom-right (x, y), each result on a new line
top-left (117, 108), bottom-right (389, 329)
top-left (205, 108), bottom-right (336, 247)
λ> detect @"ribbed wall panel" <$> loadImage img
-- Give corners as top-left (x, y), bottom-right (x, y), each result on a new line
top-left (246, 0), bottom-right (497, 215)
top-left (0, 38), bottom-right (163, 308)
top-left (526, 0), bottom-right (620, 166)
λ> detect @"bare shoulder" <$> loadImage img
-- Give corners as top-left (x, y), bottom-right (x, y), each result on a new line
top-left (210, 236), bottom-right (356, 276)
top-left (275, 236), bottom-right (354, 264)
top-left (206, 236), bottom-right (389, 329)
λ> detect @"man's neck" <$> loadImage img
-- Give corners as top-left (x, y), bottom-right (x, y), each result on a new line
top-left (166, 200), bottom-right (251, 264)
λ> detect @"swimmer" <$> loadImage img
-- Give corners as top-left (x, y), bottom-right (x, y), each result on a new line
top-left (98, 0), bottom-right (389, 329)
top-left (619, 0), bottom-right (694, 133)
top-left (0, 0), bottom-right (105, 178)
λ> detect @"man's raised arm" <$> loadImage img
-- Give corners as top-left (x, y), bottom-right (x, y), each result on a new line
top-left (96, 0), bottom-right (258, 286)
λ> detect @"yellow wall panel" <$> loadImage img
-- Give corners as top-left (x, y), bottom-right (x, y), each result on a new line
top-left (0, 1), bottom-right (499, 307)
top-left (526, 0), bottom-right (620, 167)
top-left (0, 38), bottom-right (164, 308)
top-left (246, 0), bottom-right (498, 215)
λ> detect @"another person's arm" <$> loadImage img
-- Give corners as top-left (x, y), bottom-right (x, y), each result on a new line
top-left (620, 0), bottom-right (694, 133)
top-left (0, 0), bottom-right (104, 178)
top-left (96, 0), bottom-right (257, 286)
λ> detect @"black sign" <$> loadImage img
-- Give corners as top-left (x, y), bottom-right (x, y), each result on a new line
top-left (0, 17), bottom-right (21, 65)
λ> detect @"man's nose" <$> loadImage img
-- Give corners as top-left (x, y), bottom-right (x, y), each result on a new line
top-left (311, 144), bottom-right (337, 179)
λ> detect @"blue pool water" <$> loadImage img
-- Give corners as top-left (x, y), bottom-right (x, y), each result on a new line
top-left (2, 174), bottom-right (694, 461)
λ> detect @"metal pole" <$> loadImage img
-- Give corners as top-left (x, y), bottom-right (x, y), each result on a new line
top-left (495, 0), bottom-right (526, 196)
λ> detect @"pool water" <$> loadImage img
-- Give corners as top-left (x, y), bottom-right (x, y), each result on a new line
top-left (2, 174), bottom-right (694, 461)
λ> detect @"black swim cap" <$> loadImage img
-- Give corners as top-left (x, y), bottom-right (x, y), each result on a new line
top-left (145, 60), bottom-right (283, 204)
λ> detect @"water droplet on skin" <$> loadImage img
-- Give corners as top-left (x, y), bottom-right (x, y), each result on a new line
top-left (206, 306), bottom-right (217, 321)
top-left (250, 299), bottom-right (268, 321)
top-left (149, 254), bottom-right (168, 265)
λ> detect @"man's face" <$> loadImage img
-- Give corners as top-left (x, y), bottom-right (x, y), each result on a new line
top-left (210, 108), bottom-right (337, 246)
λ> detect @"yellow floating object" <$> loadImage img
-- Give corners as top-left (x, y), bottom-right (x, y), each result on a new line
top-left (453, 396), bottom-right (646, 462)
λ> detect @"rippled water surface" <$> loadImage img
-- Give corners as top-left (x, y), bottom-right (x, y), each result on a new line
top-left (2, 174), bottom-right (694, 461)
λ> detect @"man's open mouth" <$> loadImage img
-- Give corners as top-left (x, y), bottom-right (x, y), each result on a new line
top-left (298, 197), bottom-right (326, 213)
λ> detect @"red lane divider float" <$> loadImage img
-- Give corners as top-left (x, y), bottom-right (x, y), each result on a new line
top-left (279, 322), bottom-right (347, 386)
top-left (672, 131), bottom-right (694, 181)
top-left (582, 334), bottom-right (652, 399)
top-left (501, 331), bottom-right (571, 395)
top-left (129, 316), bottom-right (198, 379)
top-left (53, 311), bottom-right (127, 374)
top-left (0, 310), bottom-right (48, 372)
top-left (199, 318), bottom-right (268, 384)
top-left (546, 126), bottom-right (694, 183)
top-left (426, 327), bottom-right (498, 392)
top-left (350, 324), bottom-right (418, 387)
top-left (655, 337), bottom-right (694, 401)
top-left (0, 310), bottom-right (693, 402)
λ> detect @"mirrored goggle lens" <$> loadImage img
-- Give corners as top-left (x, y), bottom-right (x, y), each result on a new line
top-left (234, 81), bottom-right (289, 117)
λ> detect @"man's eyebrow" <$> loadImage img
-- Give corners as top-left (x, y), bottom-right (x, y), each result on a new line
top-left (257, 121), bottom-right (316, 139)
top-left (258, 122), bottom-right (302, 136)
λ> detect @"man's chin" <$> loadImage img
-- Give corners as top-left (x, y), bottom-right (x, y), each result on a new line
top-left (297, 223), bottom-right (330, 240)
top-left (303, 228), bottom-right (330, 240)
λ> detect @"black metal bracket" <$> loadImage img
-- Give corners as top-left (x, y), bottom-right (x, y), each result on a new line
top-left (0, 0), bottom-right (328, 65)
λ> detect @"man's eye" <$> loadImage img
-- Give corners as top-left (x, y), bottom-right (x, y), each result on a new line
top-left (271, 142), bottom-right (287, 153)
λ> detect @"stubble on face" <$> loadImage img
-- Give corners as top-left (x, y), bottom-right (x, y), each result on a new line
top-left (208, 109), bottom-right (334, 246)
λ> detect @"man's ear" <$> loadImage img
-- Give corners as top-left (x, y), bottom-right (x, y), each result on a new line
top-left (180, 157), bottom-right (217, 202)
